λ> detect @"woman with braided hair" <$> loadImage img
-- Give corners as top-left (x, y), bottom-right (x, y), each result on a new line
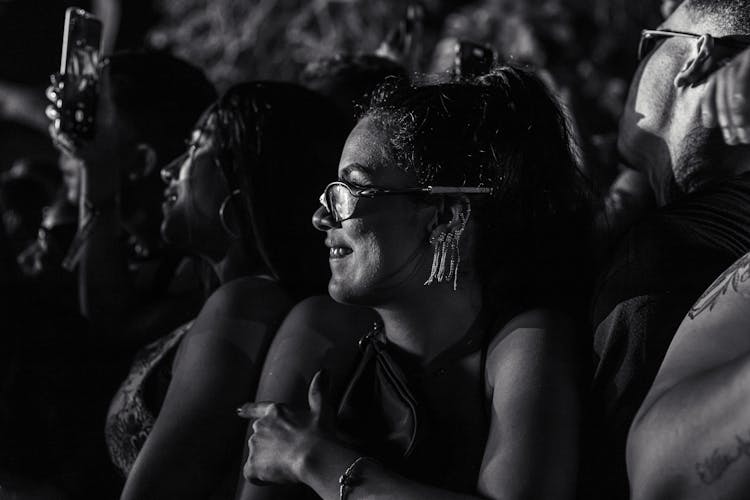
top-left (236, 66), bottom-right (592, 500)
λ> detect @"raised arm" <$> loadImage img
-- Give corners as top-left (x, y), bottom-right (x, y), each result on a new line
top-left (627, 253), bottom-right (750, 500)
top-left (76, 160), bottom-right (133, 324)
top-left (120, 278), bottom-right (291, 500)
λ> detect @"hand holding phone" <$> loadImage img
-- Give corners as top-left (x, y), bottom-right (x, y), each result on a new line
top-left (46, 8), bottom-right (103, 148)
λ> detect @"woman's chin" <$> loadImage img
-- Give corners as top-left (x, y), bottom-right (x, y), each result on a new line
top-left (327, 278), bottom-right (363, 305)
top-left (160, 221), bottom-right (180, 247)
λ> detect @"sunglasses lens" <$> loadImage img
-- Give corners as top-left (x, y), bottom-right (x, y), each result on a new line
top-left (326, 183), bottom-right (358, 222)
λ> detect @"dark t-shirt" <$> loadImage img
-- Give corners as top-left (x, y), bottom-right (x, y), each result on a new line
top-left (581, 172), bottom-right (750, 500)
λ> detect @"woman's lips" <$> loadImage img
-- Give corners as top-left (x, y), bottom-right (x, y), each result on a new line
top-left (329, 246), bottom-right (352, 259)
top-left (163, 189), bottom-right (178, 206)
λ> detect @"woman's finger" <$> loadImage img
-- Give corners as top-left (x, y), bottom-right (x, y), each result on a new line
top-left (307, 369), bottom-right (326, 415)
top-left (45, 104), bottom-right (60, 121)
top-left (236, 401), bottom-right (277, 419)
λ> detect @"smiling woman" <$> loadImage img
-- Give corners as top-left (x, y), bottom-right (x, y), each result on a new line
top-left (236, 66), bottom-right (593, 500)
top-left (104, 82), bottom-right (350, 500)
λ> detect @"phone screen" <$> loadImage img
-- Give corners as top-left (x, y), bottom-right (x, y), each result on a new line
top-left (58, 8), bottom-right (102, 140)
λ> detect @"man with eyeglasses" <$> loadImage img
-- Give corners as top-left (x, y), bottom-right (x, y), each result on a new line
top-left (584, 1), bottom-right (750, 499)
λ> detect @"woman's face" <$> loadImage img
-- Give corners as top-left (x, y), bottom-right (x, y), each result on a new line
top-left (160, 114), bottom-right (230, 252)
top-left (313, 117), bottom-right (435, 305)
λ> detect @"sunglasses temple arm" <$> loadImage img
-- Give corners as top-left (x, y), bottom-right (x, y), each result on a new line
top-left (428, 186), bottom-right (493, 194)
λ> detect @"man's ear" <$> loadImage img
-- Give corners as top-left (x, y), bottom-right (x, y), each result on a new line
top-left (674, 34), bottom-right (717, 88)
top-left (127, 143), bottom-right (158, 182)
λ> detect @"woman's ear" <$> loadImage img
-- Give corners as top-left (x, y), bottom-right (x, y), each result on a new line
top-left (426, 195), bottom-right (470, 240)
top-left (423, 195), bottom-right (473, 289)
top-left (126, 143), bottom-right (158, 182)
top-left (674, 34), bottom-right (717, 88)
top-left (445, 194), bottom-right (471, 231)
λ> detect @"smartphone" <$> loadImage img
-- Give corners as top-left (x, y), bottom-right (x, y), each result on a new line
top-left (375, 3), bottom-right (424, 70)
top-left (57, 8), bottom-right (102, 140)
top-left (453, 41), bottom-right (496, 79)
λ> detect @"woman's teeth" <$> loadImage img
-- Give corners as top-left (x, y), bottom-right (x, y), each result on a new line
top-left (329, 247), bottom-right (352, 258)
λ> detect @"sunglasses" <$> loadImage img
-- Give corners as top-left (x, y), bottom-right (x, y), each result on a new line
top-left (638, 29), bottom-right (750, 61)
top-left (319, 180), bottom-right (493, 223)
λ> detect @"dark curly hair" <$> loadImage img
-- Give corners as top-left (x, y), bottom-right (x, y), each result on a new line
top-left (362, 66), bottom-right (594, 311)
top-left (300, 53), bottom-right (407, 124)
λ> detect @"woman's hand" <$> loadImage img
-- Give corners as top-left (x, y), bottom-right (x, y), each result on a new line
top-left (45, 73), bottom-right (78, 155)
top-left (701, 47), bottom-right (750, 145)
top-left (237, 370), bottom-right (336, 485)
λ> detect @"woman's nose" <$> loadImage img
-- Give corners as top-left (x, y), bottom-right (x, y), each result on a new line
top-left (312, 205), bottom-right (336, 231)
top-left (160, 156), bottom-right (181, 185)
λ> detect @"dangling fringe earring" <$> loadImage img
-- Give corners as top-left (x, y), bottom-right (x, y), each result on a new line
top-left (447, 204), bottom-right (471, 290)
top-left (436, 231), bottom-right (453, 283)
top-left (423, 203), bottom-right (472, 290)
top-left (424, 232), bottom-right (445, 286)
top-left (448, 236), bottom-right (459, 289)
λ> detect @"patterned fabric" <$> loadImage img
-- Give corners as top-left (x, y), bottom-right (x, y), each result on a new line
top-left (104, 321), bottom-right (193, 477)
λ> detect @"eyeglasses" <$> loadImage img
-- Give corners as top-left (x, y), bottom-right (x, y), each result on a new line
top-left (638, 29), bottom-right (750, 61)
top-left (319, 181), bottom-right (493, 223)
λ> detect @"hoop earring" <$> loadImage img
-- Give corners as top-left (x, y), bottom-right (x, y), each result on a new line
top-left (219, 189), bottom-right (242, 239)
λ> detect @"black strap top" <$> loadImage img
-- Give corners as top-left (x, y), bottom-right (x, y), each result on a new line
top-left (335, 309), bottom-right (496, 493)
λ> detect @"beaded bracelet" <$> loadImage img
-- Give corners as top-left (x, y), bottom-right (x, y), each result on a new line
top-left (339, 456), bottom-right (373, 500)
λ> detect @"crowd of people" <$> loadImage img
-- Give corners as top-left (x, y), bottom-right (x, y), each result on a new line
top-left (1, 0), bottom-right (750, 499)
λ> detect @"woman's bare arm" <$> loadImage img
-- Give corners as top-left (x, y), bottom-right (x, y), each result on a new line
top-left (235, 295), bottom-right (376, 500)
top-left (120, 277), bottom-right (291, 500)
top-left (238, 307), bottom-right (581, 500)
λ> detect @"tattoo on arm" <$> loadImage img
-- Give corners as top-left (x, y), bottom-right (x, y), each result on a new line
top-left (688, 253), bottom-right (750, 320)
top-left (695, 431), bottom-right (750, 485)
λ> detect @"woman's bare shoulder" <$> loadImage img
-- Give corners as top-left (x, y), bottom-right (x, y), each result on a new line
top-left (256, 296), bottom-right (379, 403)
top-left (485, 308), bottom-right (576, 384)
top-left (183, 277), bottom-right (294, 356)
top-left (202, 276), bottom-right (294, 321)
top-left (274, 295), bottom-right (379, 344)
